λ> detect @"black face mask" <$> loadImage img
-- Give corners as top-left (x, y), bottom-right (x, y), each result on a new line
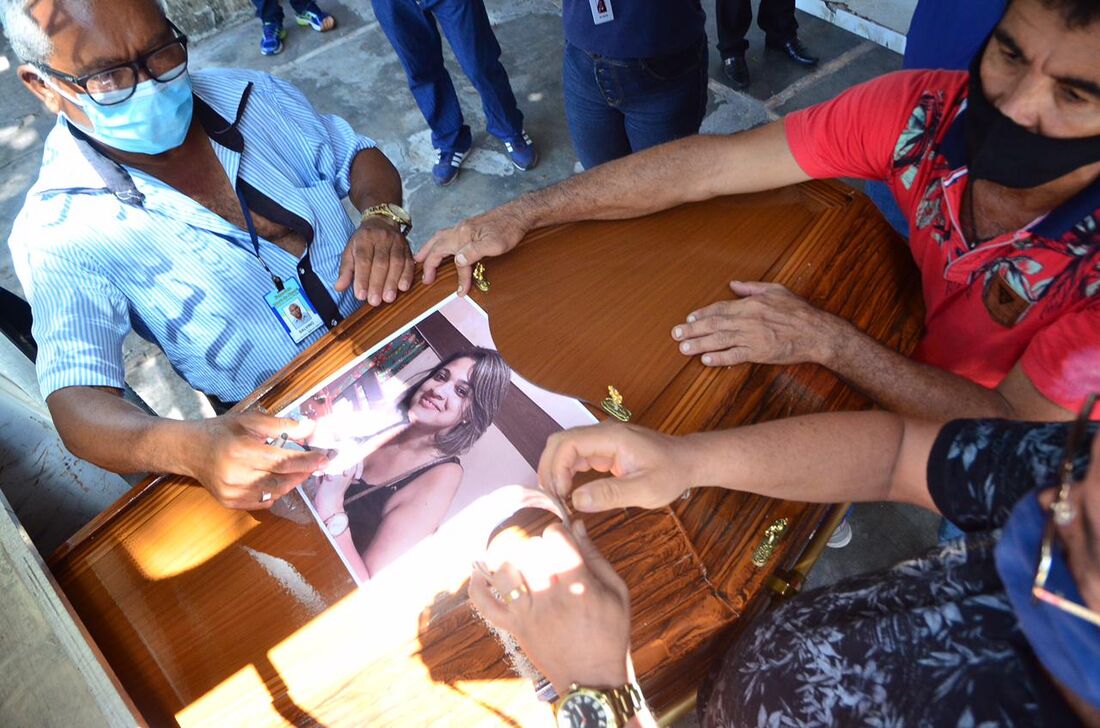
top-left (965, 49), bottom-right (1100, 189)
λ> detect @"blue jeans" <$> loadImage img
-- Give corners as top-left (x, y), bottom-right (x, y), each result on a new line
top-left (370, 0), bottom-right (525, 152)
top-left (864, 181), bottom-right (910, 238)
top-left (251, 0), bottom-right (314, 25)
top-left (562, 38), bottom-right (708, 170)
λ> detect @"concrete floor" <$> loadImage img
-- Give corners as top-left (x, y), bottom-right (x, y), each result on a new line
top-left (0, 0), bottom-right (937, 719)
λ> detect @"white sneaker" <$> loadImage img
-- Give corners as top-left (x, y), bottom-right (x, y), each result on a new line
top-left (827, 518), bottom-right (853, 549)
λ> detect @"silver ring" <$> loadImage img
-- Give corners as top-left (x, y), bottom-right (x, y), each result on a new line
top-left (260, 490), bottom-right (272, 503)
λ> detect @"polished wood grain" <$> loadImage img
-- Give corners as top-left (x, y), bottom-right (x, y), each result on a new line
top-left (50, 181), bottom-right (923, 727)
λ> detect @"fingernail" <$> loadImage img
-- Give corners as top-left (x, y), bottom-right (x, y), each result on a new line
top-left (355, 288), bottom-right (366, 301)
top-left (456, 253), bottom-right (468, 266)
top-left (383, 290), bottom-right (395, 303)
top-left (673, 326), bottom-right (683, 339)
top-left (680, 342), bottom-right (691, 354)
top-left (687, 314), bottom-right (697, 323)
top-left (326, 449), bottom-right (338, 459)
top-left (573, 491), bottom-right (592, 509)
top-left (456, 286), bottom-right (465, 297)
top-left (368, 294), bottom-right (380, 306)
top-left (702, 355), bottom-right (713, 365)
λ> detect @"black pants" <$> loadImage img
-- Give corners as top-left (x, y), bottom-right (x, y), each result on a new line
top-left (715, 0), bottom-right (798, 58)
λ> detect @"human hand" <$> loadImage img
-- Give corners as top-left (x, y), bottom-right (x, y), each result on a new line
top-left (538, 422), bottom-right (696, 512)
top-left (335, 216), bottom-right (415, 306)
top-left (671, 281), bottom-right (848, 367)
top-left (415, 208), bottom-right (529, 294)
top-left (469, 520), bottom-right (632, 694)
top-left (187, 412), bottom-right (333, 510)
top-left (310, 461), bottom-right (361, 519)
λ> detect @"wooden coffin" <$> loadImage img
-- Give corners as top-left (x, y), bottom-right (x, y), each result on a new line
top-left (49, 180), bottom-right (924, 727)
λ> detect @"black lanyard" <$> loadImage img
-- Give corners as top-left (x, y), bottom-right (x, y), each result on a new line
top-left (226, 83), bottom-right (343, 330)
top-left (236, 185), bottom-right (284, 291)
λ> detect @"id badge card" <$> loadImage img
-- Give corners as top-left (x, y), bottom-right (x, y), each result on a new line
top-left (264, 279), bottom-right (324, 344)
top-left (588, 0), bottom-right (613, 24)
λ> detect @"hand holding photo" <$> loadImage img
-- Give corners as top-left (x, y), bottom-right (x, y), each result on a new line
top-left (281, 295), bottom-right (596, 585)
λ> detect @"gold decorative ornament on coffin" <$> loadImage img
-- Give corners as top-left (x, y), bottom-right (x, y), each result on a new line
top-left (601, 386), bottom-right (632, 422)
top-left (472, 262), bottom-right (490, 292)
top-left (751, 518), bottom-right (790, 568)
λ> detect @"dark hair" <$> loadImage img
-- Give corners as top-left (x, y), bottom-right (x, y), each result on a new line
top-left (399, 348), bottom-right (511, 457)
top-left (1016, 0), bottom-right (1100, 28)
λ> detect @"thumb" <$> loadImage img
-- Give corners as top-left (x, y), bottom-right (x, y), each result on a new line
top-left (729, 280), bottom-right (774, 297)
top-left (571, 520), bottom-right (628, 597)
top-left (335, 241), bottom-right (355, 292)
top-left (239, 412), bottom-right (316, 441)
top-left (571, 475), bottom-right (639, 512)
top-left (453, 242), bottom-right (483, 269)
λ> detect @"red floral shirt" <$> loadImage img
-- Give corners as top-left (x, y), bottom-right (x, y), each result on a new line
top-left (785, 70), bottom-right (1100, 411)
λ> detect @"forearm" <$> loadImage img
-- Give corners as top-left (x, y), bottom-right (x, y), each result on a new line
top-left (347, 147), bottom-right (403, 212)
top-left (683, 410), bottom-right (910, 505)
top-left (505, 122), bottom-right (806, 230)
top-left (825, 323), bottom-right (1014, 420)
top-left (47, 386), bottom-right (204, 479)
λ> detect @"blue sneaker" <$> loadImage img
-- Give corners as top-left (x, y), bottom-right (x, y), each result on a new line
top-left (432, 148), bottom-right (468, 187)
top-left (504, 131), bottom-right (538, 171)
top-left (295, 3), bottom-right (337, 32)
top-left (260, 22), bottom-right (286, 55)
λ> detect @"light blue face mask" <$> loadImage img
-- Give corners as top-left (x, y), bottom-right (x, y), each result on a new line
top-left (40, 67), bottom-right (193, 155)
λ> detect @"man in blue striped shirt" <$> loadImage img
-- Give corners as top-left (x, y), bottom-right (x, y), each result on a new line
top-left (4, 0), bottom-right (415, 510)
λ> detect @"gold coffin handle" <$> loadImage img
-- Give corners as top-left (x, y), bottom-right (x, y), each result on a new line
top-left (768, 502), bottom-right (850, 598)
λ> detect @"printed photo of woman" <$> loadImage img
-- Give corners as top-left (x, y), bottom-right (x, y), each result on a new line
top-left (308, 347), bottom-right (511, 582)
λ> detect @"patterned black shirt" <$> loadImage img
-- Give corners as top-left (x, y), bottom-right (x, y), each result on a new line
top-left (699, 419), bottom-right (1096, 728)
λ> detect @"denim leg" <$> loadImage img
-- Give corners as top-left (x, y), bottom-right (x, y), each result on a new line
top-left (288, 0), bottom-right (316, 14)
top-left (252, 0), bottom-right (285, 25)
top-left (370, 0), bottom-right (471, 152)
top-left (864, 181), bottom-right (910, 237)
top-left (562, 43), bottom-right (631, 169)
top-left (621, 40), bottom-right (708, 154)
top-left (426, 0), bottom-right (524, 143)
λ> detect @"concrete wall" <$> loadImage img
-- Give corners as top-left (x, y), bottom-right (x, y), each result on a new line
top-left (167, 0), bottom-right (254, 38)
top-left (796, 0), bottom-right (917, 53)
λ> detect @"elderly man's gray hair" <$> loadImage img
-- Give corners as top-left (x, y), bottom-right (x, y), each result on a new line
top-left (1, 0), bottom-right (169, 65)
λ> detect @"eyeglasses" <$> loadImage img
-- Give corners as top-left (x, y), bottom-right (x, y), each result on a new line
top-left (1032, 392), bottom-right (1100, 627)
top-left (37, 20), bottom-right (189, 106)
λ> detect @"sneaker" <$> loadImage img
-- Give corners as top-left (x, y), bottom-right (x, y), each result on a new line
top-left (503, 131), bottom-right (539, 171)
top-left (295, 3), bottom-right (337, 32)
top-left (826, 518), bottom-right (853, 549)
top-left (260, 22), bottom-right (286, 56)
top-left (432, 148), bottom-right (468, 186)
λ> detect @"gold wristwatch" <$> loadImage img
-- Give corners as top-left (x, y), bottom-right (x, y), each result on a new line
top-left (361, 202), bottom-right (411, 235)
top-left (555, 682), bottom-right (644, 728)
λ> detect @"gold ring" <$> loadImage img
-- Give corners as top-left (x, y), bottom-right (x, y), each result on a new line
top-left (503, 587), bottom-right (524, 605)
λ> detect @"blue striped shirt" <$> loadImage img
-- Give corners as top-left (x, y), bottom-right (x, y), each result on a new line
top-left (8, 69), bottom-right (375, 403)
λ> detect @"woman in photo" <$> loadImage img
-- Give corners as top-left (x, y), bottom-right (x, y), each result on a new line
top-left (312, 347), bottom-right (510, 581)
